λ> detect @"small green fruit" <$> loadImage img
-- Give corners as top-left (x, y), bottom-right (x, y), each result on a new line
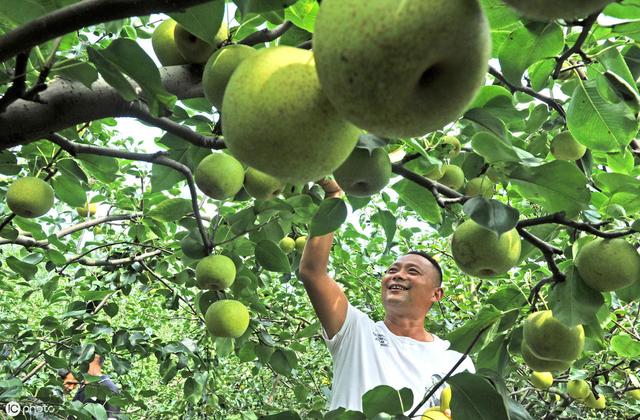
top-left (626, 389), bottom-right (640, 400)
top-left (204, 299), bottom-right (250, 338)
top-left (584, 392), bottom-right (606, 410)
top-left (151, 19), bottom-right (188, 66)
top-left (530, 371), bottom-right (554, 389)
top-left (575, 238), bottom-right (640, 292)
top-left (464, 176), bottom-right (493, 198)
top-left (439, 386), bottom-right (452, 411)
top-left (567, 379), bottom-right (590, 400)
top-left (180, 234), bottom-right (207, 259)
top-left (76, 202), bottom-right (97, 217)
top-left (439, 164), bottom-right (465, 190)
top-left (439, 136), bottom-right (461, 158)
top-left (279, 237), bottom-right (296, 254)
top-left (203, 44), bottom-right (256, 109)
top-left (451, 219), bottom-right (521, 277)
top-left (243, 167), bottom-right (284, 200)
top-left (6, 177), bottom-right (54, 218)
top-left (333, 147), bottom-right (392, 197)
top-left (195, 255), bottom-right (236, 290)
top-left (424, 165), bottom-right (444, 181)
top-left (550, 131), bottom-right (586, 161)
top-left (195, 153), bottom-right (245, 200)
top-left (295, 236), bottom-right (307, 252)
top-left (174, 22), bottom-right (228, 64)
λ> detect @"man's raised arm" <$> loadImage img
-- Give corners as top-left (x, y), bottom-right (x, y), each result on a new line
top-left (298, 179), bottom-right (348, 340)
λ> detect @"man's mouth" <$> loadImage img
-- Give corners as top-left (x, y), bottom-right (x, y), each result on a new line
top-left (388, 284), bottom-right (408, 291)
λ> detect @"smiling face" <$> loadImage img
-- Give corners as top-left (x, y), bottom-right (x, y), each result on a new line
top-left (381, 254), bottom-right (443, 317)
top-left (63, 372), bottom-right (78, 393)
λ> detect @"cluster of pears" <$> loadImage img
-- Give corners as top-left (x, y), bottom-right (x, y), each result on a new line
top-left (5, 177), bottom-right (54, 218)
top-left (152, 18), bottom-right (228, 66)
top-left (565, 379), bottom-right (607, 410)
top-left (421, 386), bottom-right (452, 420)
top-left (521, 311), bottom-right (584, 372)
top-left (279, 236), bottom-right (307, 254)
top-left (193, 253), bottom-right (250, 338)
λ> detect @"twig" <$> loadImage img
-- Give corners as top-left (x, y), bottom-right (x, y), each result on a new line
top-left (527, 276), bottom-right (555, 311)
top-left (391, 164), bottom-right (464, 199)
top-left (76, 249), bottom-right (162, 266)
top-left (518, 212), bottom-right (634, 239)
top-left (59, 241), bottom-right (171, 274)
top-left (239, 21), bottom-right (293, 46)
top-left (297, 40), bottom-right (312, 50)
top-left (22, 361), bottom-right (47, 382)
top-left (552, 12), bottom-right (600, 79)
top-left (0, 50), bottom-right (30, 112)
top-left (488, 66), bottom-right (566, 120)
top-left (612, 320), bottom-right (640, 342)
top-left (47, 134), bottom-right (211, 252)
top-left (517, 227), bottom-right (565, 302)
top-left (24, 37), bottom-right (64, 101)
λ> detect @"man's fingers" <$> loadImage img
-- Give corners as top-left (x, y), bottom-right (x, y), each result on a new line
top-left (444, 409), bottom-right (452, 419)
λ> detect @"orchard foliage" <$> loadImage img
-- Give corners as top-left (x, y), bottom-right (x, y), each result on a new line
top-left (0, 0), bottom-right (639, 419)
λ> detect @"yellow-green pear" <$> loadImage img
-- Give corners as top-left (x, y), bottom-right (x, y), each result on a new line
top-left (530, 371), bottom-right (554, 389)
top-left (451, 219), bottom-right (521, 277)
top-left (174, 22), bottom-right (227, 64)
top-left (313, 0), bottom-right (491, 138)
top-left (439, 165), bottom-right (465, 190)
top-left (6, 177), bottom-right (54, 218)
top-left (222, 46), bottom-right (360, 183)
top-left (279, 237), bottom-right (295, 254)
top-left (204, 299), bottom-right (250, 338)
top-left (439, 386), bottom-right (452, 411)
top-left (76, 202), bottom-right (97, 217)
top-left (243, 167), bottom-right (284, 200)
top-left (567, 379), bottom-right (590, 400)
top-left (575, 238), bottom-right (640, 292)
top-left (626, 389), bottom-right (640, 400)
top-left (503, 0), bottom-right (613, 21)
top-left (424, 165), bottom-right (445, 181)
top-left (202, 44), bottom-right (256, 109)
top-left (295, 236), bottom-right (307, 252)
top-left (438, 136), bottom-right (462, 158)
top-left (421, 411), bottom-right (448, 420)
top-left (194, 153), bottom-right (245, 200)
top-left (521, 341), bottom-right (572, 372)
top-left (584, 392), bottom-right (606, 409)
top-left (522, 311), bottom-right (584, 371)
top-left (195, 255), bottom-right (236, 290)
top-left (151, 19), bottom-right (188, 66)
top-left (465, 176), bottom-right (494, 198)
top-left (333, 148), bottom-right (392, 197)
top-left (550, 131), bottom-right (586, 161)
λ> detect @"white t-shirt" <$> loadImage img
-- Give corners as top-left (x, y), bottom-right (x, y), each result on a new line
top-left (322, 304), bottom-right (475, 414)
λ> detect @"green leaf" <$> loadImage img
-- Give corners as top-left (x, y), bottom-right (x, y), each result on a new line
top-left (170, 1), bottom-right (225, 42)
top-left (110, 354), bottom-right (131, 375)
top-left (616, 279), bottom-right (640, 303)
top-left (148, 198), bottom-right (192, 222)
top-left (361, 385), bottom-right (413, 417)
top-left (549, 267), bottom-right (604, 327)
top-left (447, 305), bottom-right (503, 353)
top-left (52, 174), bottom-right (86, 207)
top-left (356, 133), bottom-right (389, 154)
top-left (87, 47), bottom-right (137, 101)
top-left (309, 198), bottom-right (348, 237)
top-left (372, 209), bottom-right (396, 253)
top-left (151, 164), bottom-right (183, 192)
top-left (255, 240), bottom-right (291, 273)
top-left (234, 0), bottom-right (298, 15)
top-left (83, 403), bottom-right (108, 420)
top-left (567, 77), bottom-right (639, 152)
top-left (284, 0), bottom-right (319, 33)
top-left (77, 153), bottom-right (119, 183)
top-left (392, 179), bottom-right (441, 224)
top-left (611, 334), bottom-right (640, 358)
top-left (260, 412), bottom-right (302, 420)
top-left (44, 354), bottom-right (67, 368)
top-left (183, 377), bottom-right (203, 403)
top-left (52, 59), bottom-right (98, 88)
top-left (269, 348), bottom-right (293, 376)
top-left (471, 131), bottom-right (537, 164)
top-left (6, 256), bottom-right (38, 280)
top-left (463, 198), bottom-right (520, 236)
top-left (509, 161), bottom-right (590, 218)
top-left (448, 372), bottom-right (509, 420)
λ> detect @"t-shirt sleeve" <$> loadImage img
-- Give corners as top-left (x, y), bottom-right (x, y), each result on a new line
top-left (321, 303), bottom-right (368, 355)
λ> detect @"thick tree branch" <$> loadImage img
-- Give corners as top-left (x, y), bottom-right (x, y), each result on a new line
top-left (518, 212), bottom-right (634, 238)
top-left (488, 66), bottom-right (567, 120)
top-left (239, 21), bottom-right (293, 46)
top-left (0, 0), bottom-right (212, 63)
top-left (0, 65), bottom-right (203, 149)
top-left (46, 134), bottom-right (211, 252)
top-left (552, 12), bottom-right (600, 79)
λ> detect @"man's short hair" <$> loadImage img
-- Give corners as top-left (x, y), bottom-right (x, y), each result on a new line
top-left (95, 354), bottom-right (105, 367)
top-left (57, 368), bottom-right (71, 379)
top-left (407, 251), bottom-right (443, 286)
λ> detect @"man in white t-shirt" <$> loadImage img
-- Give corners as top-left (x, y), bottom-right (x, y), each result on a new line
top-left (298, 180), bottom-right (474, 416)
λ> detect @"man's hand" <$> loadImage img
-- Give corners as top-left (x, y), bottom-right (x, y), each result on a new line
top-left (316, 178), bottom-right (343, 199)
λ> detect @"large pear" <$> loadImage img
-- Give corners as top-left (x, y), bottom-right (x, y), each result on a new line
top-left (451, 219), bottom-right (521, 277)
top-left (195, 255), bottom-right (236, 290)
top-left (194, 153), bottom-right (245, 200)
top-left (574, 238), bottom-right (640, 291)
top-left (151, 19), bottom-right (188, 66)
top-left (243, 167), bottom-right (284, 200)
top-left (6, 177), bottom-right (54, 218)
top-left (333, 147), bottom-right (392, 197)
top-left (203, 44), bottom-right (256, 109)
top-left (503, 0), bottom-right (612, 21)
top-left (222, 46), bottom-right (360, 183)
top-left (313, 0), bottom-right (491, 138)
top-left (174, 22), bottom-right (228, 64)
top-left (204, 299), bottom-right (250, 338)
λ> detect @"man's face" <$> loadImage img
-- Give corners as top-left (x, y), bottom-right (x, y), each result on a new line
top-left (63, 372), bottom-right (78, 393)
top-left (381, 254), bottom-right (443, 314)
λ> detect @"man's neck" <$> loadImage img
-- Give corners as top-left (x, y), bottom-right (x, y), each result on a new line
top-left (87, 361), bottom-right (102, 377)
top-left (383, 314), bottom-right (433, 342)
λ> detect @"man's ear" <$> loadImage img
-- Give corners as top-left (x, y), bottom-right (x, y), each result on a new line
top-left (433, 287), bottom-right (444, 302)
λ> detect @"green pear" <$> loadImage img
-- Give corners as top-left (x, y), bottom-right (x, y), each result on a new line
top-left (522, 311), bottom-right (584, 370)
top-left (439, 164), bottom-right (465, 190)
top-left (203, 44), bottom-right (257, 109)
top-left (503, 0), bottom-right (613, 21)
top-left (567, 379), bottom-right (590, 400)
top-left (465, 176), bottom-right (493, 198)
top-left (313, 0), bottom-right (491, 138)
top-left (194, 153), bottom-right (245, 200)
top-left (195, 255), bottom-right (236, 290)
top-left (205, 299), bottom-right (250, 338)
top-left (151, 19), bottom-right (188, 66)
top-left (174, 22), bottom-right (228, 64)
top-left (521, 341), bottom-right (572, 372)
top-left (180, 234), bottom-right (207, 260)
top-left (550, 131), bottom-right (586, 160)
top-left (6, 177), bottom-right (54, 218)
top-left (574, 238), bottom-right (640, 292)
top-left (222, 46), bottom-right (360, 183)
top-left (530, 371), bottom-right (554, 389)
top-left (424, 165), bottom-right (445, 181)
top-left (76, 202), bottom-right (97, 217)
top-left (626, 389), bottom-right (640, 400)
top-left (333, 147), bottom-right (392, 197)
top-left (584, 392), bottom-right (606, 409)
top-left (279, 237), bottom-right (295, 254)
top-left (295, 236), bottom-right (307, 252)
top-left (438, 136), bottom-right (462, 158)
top-left (451, 219), bottom-right (521, 277)
top-left (243, 167), bottom-right (284, 200)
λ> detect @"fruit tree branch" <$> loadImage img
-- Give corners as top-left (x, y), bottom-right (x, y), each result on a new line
top-left (46, 134), bottom-right (212, 252)
top-left (518, 212), bottom-right (634, 238)
top-left (517, 227), bottom-right (565, 281)
top-left (391, 163), bottom-right (464, 199)
top-left (488, 66), bottom-right (567, 120)
top-left (0, 0), bottom-right (213, 63)
top-left (552, 11), bottom-right (600, 79)
top-left (0, 50), bottom-right (30, 112)
top-left (239, 21), bottom-right (294, 46)
top-left (76, 249), bottom-right (163, 266)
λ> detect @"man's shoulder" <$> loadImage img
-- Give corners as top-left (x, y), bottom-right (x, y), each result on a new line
top-left (99, 375), bottom-right (121, 393)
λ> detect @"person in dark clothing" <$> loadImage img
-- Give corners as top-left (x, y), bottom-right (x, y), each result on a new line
top-left (58, 354), bottom-right (121, 418)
